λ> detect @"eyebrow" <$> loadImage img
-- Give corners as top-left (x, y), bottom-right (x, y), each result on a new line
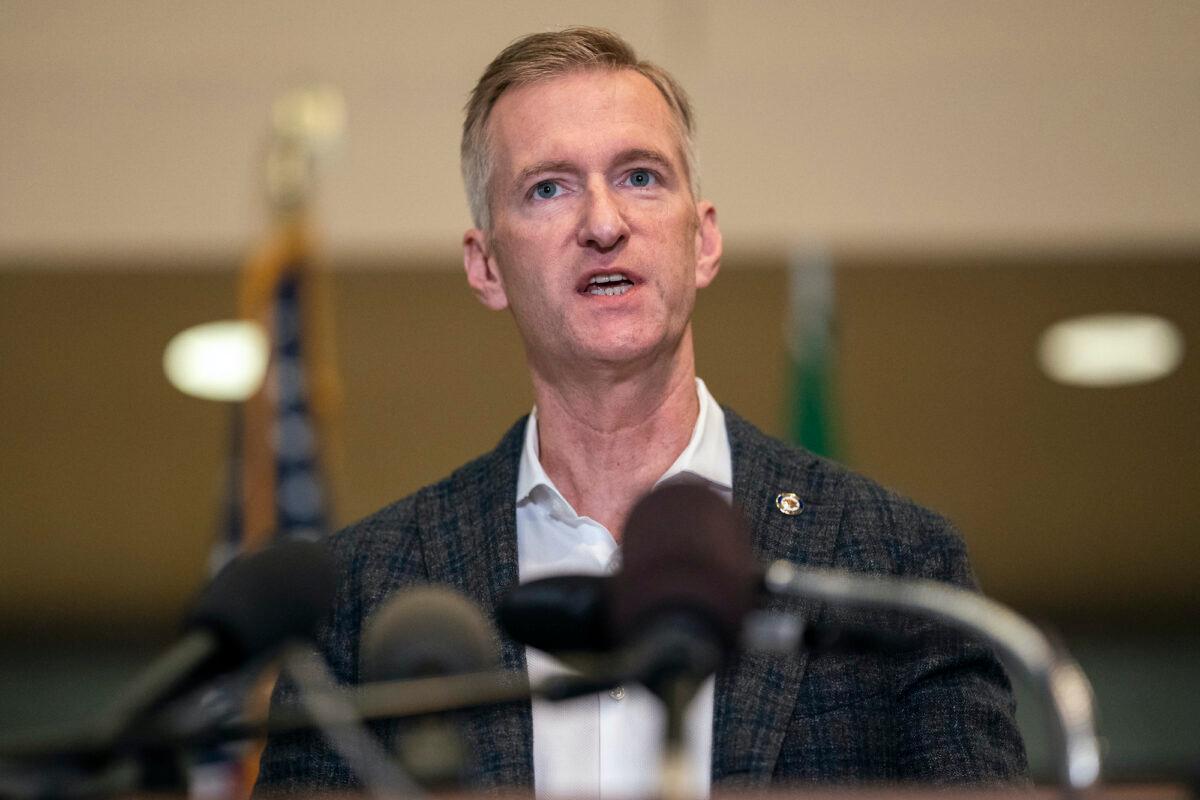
top-left (510, 148), bottom-right (677, 193)
top-left (512, 160), bottom-right (577, 193)
top-left (613, 148), bottom-right (675, 174)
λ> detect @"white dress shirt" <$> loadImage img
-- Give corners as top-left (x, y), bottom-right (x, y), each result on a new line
top-left (516, 378), bottom-right (732, 800)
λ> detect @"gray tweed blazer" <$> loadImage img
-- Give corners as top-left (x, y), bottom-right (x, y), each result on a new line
top-left (256, 409), bottom-right (1027, 793)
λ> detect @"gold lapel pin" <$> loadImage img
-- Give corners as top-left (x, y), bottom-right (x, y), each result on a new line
top-left (775, 492), bottom-right (804, 516)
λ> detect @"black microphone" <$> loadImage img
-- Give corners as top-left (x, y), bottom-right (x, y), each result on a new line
top-left (157, 589), bottom-right (526, 751)
top-left (501, 572), bottom-right (921, 660)
top-left (609, 483), bottom-right (758, 800)
top-left (0, 540), bottom-right (336, 796)
top-left (360, 586), bottom-right (502, 789)
top-left (362, 585), bottom-right (501, 681)
top-left (609, 483), bottom-right (758, 696)
top-left (497, 574), bottom-right (613, 655)
top-left (105, 539), bottom-right (336, 742)
top-left (499, 484), bottom-right (758, 685)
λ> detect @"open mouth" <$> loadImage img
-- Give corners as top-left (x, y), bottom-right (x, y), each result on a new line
top-left (583, 272), bottom-right (635, 297)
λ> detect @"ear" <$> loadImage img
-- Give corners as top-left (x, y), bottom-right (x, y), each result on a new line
top-left (693, 201), bottom-right (722, 289)
top-left (463, 228), bottom-right (509, 311)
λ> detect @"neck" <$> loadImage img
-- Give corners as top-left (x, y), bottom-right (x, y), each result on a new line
top-left (528, 330), bottom-right (700, 540)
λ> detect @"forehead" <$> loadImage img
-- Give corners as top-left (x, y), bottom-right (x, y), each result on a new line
top-left (486, 68), bottom-right (686, 177)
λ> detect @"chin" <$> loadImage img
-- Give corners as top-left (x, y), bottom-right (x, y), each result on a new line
top-left (563, 318), bottom-right (685, 365)
top-left (577, 335), bottom-right (674, 368)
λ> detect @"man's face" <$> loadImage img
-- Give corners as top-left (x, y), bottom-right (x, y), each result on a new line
top-left (463, 68), bottom-right (721, 376)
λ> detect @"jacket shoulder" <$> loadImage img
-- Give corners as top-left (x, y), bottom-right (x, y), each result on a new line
top-left (723, 407), bottom-right (972, 585)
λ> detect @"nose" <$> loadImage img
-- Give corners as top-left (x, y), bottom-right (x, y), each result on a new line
top-left (577, 181), bottom-right (629, 252)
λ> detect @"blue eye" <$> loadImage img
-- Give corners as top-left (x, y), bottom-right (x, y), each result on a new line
top-left (628, 169), bottom-right (656, 187)
top-left (533, 180), bottom-right (561, 199)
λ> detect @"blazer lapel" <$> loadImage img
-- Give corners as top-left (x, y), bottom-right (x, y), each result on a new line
top-left (713, 410), bottom-right (844, 786)
top-left (416, 416), bottom-right (534, 789)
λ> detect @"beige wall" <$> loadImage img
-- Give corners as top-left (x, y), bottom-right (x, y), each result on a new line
top-left (3, 1), bottom-right (1198, 260)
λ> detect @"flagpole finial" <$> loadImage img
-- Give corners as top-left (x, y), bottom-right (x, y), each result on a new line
top-left (265, 84), bottom-right (346, 216)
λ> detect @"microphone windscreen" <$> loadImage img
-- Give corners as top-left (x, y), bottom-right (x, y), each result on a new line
top-left (610, 483), bottom-right (758, 650)
top-left (186, 539), bottom-right (337, 667)
top-left (498, 574), bottom-right (614, 653)
top-left (361, 586), bottom-right (500, 682)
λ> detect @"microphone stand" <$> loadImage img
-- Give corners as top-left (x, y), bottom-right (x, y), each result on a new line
top-left (1, 658), bottom-right (662, 798)
top-left (659, 680), bottom-right (697, 800)
top-left (761, 559), bottom-right (1100, 795)
top-left (278, 646), bottom-right (424, 800)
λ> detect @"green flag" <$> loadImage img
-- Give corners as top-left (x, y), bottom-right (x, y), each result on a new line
top-left (788, 248), bottom-right (838, 459)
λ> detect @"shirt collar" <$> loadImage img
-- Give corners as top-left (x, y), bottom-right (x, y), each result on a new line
top-left (516, 378), bottom-right (731, 507)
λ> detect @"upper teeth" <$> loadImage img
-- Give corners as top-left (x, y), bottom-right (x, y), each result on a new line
top-left (589, 273), bottom-right (627, 285)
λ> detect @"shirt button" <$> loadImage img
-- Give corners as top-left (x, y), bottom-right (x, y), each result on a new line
top-left (609, 685), bottom-right (626, 701)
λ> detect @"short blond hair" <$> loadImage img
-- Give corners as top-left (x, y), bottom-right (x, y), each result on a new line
top-left (461, 26), bottom-right (698, 230)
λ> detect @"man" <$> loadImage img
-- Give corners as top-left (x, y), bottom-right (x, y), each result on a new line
top-left (256, 27), bottom-right (1027, 796)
